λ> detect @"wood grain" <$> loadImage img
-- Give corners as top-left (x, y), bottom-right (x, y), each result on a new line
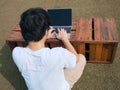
top-left (6, 18), bottom-right (119, 63)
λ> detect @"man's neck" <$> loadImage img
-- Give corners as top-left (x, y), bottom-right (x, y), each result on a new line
top-left (27, 39), bottom-right (46, 51)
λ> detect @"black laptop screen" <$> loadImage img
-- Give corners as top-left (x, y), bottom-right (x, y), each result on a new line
top-left (48, 9), bottom-right (72, 26)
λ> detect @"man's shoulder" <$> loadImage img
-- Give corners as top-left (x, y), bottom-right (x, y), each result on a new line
top-left (12, 47), bottom-right (26, 57)
top-left (13, 47), bottom-right (24, 53)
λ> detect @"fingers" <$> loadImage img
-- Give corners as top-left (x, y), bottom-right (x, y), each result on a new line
top-left (47, 27), bottom-right (67, 39)
top-left (48, 27), bottom-right (55, 33)
top-left (58, 28), bottom-right (66, 33)
top-left (47, 27), bottom-right (56, 39)
top-left (56, 28), bottom-right (67, 40)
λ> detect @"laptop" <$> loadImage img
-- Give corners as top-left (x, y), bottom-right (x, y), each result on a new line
top-left (48, 8), bottom-right (72, 38)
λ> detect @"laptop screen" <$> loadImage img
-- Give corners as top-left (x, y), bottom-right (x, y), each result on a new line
top-left (48, 8), bottom-right (72, 26)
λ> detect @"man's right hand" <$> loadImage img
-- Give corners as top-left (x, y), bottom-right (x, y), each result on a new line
top-left (56, 28), bottom-right (69, 42)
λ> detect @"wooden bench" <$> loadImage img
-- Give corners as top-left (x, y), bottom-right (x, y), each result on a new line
top-left (6, 18), bottom-right (119, 63)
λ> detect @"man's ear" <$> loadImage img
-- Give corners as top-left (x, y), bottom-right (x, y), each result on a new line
top-left (45, 30), bottom-right (49, 39)
top-left (45, 30), bottom-right (48, 36)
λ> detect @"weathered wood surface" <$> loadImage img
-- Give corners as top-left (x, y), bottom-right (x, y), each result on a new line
top-left (6, 18), bottom-right (119, 63)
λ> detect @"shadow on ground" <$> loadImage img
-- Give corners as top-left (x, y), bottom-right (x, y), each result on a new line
top-left (0, 43), bottom-right (27, 90)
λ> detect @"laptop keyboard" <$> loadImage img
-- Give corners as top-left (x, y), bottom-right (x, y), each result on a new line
top-left (53, 27), bottom-right (71, 33)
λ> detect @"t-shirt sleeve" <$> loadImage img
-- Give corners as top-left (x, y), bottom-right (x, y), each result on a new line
top-left (52, 47), bottom-right (76, 68)
top-left (12, 47), bottom-right (26, 72)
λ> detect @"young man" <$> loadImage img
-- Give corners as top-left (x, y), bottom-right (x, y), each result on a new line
top-left (12, 7), bottom-right (86, 90)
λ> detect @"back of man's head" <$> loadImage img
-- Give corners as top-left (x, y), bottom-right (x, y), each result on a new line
top-left (20, 7), bottom-right (50, 43)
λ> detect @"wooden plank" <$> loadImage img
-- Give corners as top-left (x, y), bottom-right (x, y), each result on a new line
top-left (100, 18), bottom-right (118, 41)
top-left (107, 18), bottom-right (113, 41)
top-left (49, 41), bottom-right (64, 48)
top-left (100, 18), bottom-right (109, 41)
top-left (101, 44), bottom-right (114, 61)
top-left (95, 44), bottom-right (103, 61)
top-left (16, 42), bottom-right (23, 46)
top-left (77, 42), bottom-right (85, 55)
top-left (90, 44), bottom-right (96, 60)
top-left (13, 24), bottom-right (21, 31)
top-left (84, 18), bottom-right (92, 41)
top-left (71, 19), bottom-right (78, 41)
top-left (94, 18), bottom-right (101, 41)
top-left (16, 42), bottom-right (27, 47)
top-left (71, 42), bottom-right (78, 53)
top-left (109, 18), bottom-right (118, 41)
top-left (49, 43), bottom-right (59, 48)
top-left (76, 18), bottom-right (85, 41)
top-left (70, 31), bottom-right (76, 41)
top-left (110, 43), bottom-right (118, 62)
top-left (7, 30), bottom-right (24, 41)
top-left (72, 19), bottom-right (79, 30)
top-left (101, 18), bottom-right (109, 41)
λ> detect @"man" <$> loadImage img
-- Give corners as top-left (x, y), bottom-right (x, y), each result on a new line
top-left (12, 7), bottom-right (86, 90)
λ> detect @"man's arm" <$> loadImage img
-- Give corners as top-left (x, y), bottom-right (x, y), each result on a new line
top-left (56, 28), bottom-right (79, 63)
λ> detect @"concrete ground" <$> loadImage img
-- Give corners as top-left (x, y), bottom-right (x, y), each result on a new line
top-left (0, 0), bottom-right (120, 90)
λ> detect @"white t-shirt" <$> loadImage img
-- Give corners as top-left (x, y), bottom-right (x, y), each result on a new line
top-left (12, 47), bottom-right (76, 90)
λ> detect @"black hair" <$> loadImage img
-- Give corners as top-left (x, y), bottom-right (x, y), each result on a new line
top-left (20, 7), bottom-right (50, 43)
